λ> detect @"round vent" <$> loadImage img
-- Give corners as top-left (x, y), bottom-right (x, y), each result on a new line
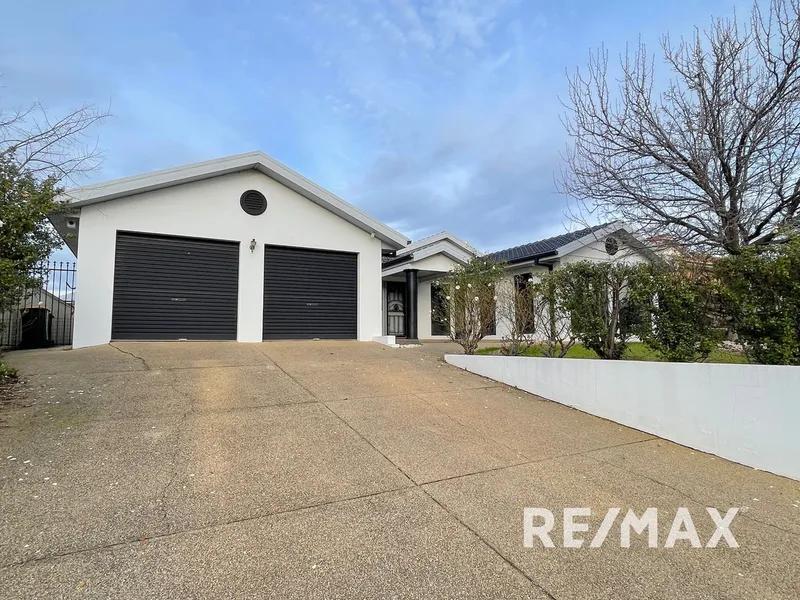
top-left (240, 190), bottom-right (267, 216)
top-left (605, 236), bottom-right (619, 255)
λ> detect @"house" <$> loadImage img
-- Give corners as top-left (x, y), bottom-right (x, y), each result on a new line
top-left (51, 151), bottom-right (655, 349)
top-left (51, 152), bottom-right (409, 348)
top-left (380, 222), bottom-right (656, 342)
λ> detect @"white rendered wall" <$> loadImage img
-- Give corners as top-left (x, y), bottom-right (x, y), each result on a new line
top-left (445, 355), bottom-right (800, 480)
top-left (418, 280), bottom-right (434, 340)
top-left (73, 170), bottom-right (383, 348)
top-left (558, 239), bottom-right (649, 265)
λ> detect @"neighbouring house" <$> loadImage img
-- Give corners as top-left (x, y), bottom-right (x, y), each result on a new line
top-left (51, 151), bottom-right (655, 348)
top-left (0, 287), bottom-right (75, 349)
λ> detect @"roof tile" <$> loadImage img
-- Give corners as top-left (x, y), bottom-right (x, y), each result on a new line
top-left (486, 223), bottom-right (612, 263)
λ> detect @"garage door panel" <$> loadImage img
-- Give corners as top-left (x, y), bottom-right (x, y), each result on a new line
top-left (112, 232), bottom-right (239, 341)
top-left (114, 245), bottom-right (235, 261)
top-left (263, 245), bottom-right (357, 340)
top-left (113, 289), bottom-right (238, 300)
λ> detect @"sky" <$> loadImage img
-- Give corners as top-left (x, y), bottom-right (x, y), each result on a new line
top-left (1, 0), bottom-right (746, 262)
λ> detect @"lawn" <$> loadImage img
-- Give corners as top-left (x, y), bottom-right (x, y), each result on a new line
top-left (476, 342), bottom-right (748, 364)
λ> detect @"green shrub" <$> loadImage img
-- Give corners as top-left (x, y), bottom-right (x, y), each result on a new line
top-left (715, 236), bottom-right (800, 365)
top-left (558, 261), bottom-right (648, 359)
top-left (0, 155), bottom-right (64, 316)
top-left (535, 271), bottom-right (579, 358)
top-left (0, 360), bottom-right (17, 382)
top-left (630, 261), bottom-right (722, 362)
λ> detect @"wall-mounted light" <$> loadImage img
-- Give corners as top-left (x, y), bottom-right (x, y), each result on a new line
top-left (249, 239), bottom-right (257, 252)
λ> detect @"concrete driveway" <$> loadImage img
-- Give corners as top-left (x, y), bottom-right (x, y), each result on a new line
top-left (1, 341), bottom-right (798, 599)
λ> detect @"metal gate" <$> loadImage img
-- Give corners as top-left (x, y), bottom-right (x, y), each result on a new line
top-left (0, 262), bottom-right (76, 349)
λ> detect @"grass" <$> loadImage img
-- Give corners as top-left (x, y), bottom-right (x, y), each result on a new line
top-left (476, 342), bottom-right (748, 364)
top-left (0, 360), bottom-right (17, 382)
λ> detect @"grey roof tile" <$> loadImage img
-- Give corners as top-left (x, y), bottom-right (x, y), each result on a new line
top-left (486, 223), bottom-right (611, 263)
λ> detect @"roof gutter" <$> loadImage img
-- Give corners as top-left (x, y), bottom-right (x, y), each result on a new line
top-left (534, 255), bottom-right (555, 271)
top-left (503, 249), bottom-right (558, 265)
top-left (381, 253), bottom-right (414, 269)
top-left (57, 151), bottom-right (411, 250)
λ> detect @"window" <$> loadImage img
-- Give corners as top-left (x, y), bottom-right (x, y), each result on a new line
top-left (514, 273), bottom-right (536, 334)
top-left (484, 297), bottom-right (497, 336)
top-left (431, 282), bottom-right (450, 336)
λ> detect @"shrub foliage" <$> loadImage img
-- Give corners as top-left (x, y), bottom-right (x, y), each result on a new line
top-left (556, 262), bottom-right (645, 359)
top-left (629, 261), bottom-right (722, 362)
top-left (0, 155), bottom-right (64, 315)
top-left (715, 237), bottom-right (800, 365)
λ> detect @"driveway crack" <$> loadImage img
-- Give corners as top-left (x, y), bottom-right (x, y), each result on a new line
top-left (155, 378), bottom-right (198, 532)
top-left (109, 343), bottom-right (150, 370)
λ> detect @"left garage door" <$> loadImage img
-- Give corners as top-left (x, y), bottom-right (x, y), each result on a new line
top-left (112, 232), bottom-right (239, 341)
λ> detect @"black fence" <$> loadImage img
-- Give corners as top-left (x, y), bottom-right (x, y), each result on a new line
top-left (0, 262), bottom-right (76, 350)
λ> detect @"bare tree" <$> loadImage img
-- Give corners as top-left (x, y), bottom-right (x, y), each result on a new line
top-left (432, 257), bottom-right (504, 355)
top-left (496, 275), bottom-right (538, 356)
top-left (532, 272), bottom-right (577, 358)
top-left (1, 97), bottom-right (107, 323)
top-left (560, 0), bottom-right (800, 255)
top-left (1, 100), bottom-right (108, 183)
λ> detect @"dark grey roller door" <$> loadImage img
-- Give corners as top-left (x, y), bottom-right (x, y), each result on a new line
top-left (263, 245), bottom-right (357, 340)
top-left (112, 232), bottom-right (239, 340)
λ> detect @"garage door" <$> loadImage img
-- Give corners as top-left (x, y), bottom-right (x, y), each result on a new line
top-left (263, 245), bottom-right (357, 340)
top-left (112, 232), bottom-right (239, 340)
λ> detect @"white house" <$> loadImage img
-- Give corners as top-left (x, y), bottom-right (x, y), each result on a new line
top-left (52, 151), bottom-right (655, 349)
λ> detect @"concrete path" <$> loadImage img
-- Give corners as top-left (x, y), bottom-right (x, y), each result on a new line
top-left (0, 341), bottom-right (797, 599)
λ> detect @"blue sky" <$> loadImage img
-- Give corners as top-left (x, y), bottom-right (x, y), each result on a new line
top-left (2, 0), bottom-right (745, 262)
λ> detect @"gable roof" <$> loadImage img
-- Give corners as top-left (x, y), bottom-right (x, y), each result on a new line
top-left (395, 231), bottom-right (479, 257)
top-left (483, 221), bottom-right (668, 265)
top-left (381, 231), bottom-right (478, 274)
top-left (485, 224), bottom-right (612, 263)
top-left (58, 151), bottom-right (410, 249)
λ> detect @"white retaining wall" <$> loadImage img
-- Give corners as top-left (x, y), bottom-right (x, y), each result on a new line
top-left (445, 355), bottom-right (800, 480)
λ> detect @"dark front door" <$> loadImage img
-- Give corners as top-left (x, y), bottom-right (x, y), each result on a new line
top-left (386, 282), bottom-right (405, 336)
top-left (111, 232), bottom-right (239, 340)
top-left (263, 245), bottom-right (357, 340)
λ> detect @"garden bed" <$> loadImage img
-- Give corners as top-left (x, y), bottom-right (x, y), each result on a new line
top-left (476, 342), bottom-right (747, 363)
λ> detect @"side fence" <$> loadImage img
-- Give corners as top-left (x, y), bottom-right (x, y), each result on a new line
top-left (0, 262), bottom-right (77, 350)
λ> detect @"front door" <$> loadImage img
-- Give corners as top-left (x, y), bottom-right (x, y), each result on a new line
top-left (386, 282), bottom-right (405, 336)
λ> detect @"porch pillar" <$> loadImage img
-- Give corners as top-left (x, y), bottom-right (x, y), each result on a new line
top-left (404, 269), bottom-right (419, 341)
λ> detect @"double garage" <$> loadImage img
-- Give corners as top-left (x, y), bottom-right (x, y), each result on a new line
top-left (57, 153), bottom-right (407, 349)
top-left (111, 232), bottom-right (358, 341)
